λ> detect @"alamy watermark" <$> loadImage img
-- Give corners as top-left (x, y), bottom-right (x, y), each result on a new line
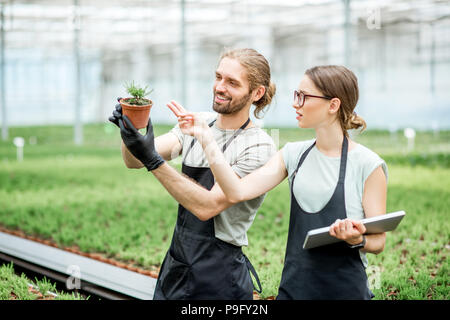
top-left (66, 264), bottom-right (81, 290)
top-left (367, 265), bottom-right (382, 290)
top-left (366, 6), bottom-right (381, 30)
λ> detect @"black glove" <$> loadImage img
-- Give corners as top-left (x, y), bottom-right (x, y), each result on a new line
top-left (108, 98), bottom-right (164, 171)
top-left (118, 116), bottom-right (165, 171)
top-left (108, 97), bottom-right (123, 127)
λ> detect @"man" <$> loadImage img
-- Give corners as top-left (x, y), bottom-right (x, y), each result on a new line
top-left (109, 48), bottom-right (276, 300)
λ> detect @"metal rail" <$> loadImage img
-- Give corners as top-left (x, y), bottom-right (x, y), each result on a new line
top-left (0, 252), bottom-right (126, 300)
top-left (0, 231), bottom-right (156, 300)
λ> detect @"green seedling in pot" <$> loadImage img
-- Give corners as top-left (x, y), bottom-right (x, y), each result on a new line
top-left (124, 81), bottom-right (154, 106)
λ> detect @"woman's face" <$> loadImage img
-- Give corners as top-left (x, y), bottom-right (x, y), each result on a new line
top-left (293, 75), bottom-right (332, 129)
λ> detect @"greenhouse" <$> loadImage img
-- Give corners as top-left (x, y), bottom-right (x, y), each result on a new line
top-left (2, 0), bottom-right (450, 137)
top-left (0, 0), bottom-right (449, 305)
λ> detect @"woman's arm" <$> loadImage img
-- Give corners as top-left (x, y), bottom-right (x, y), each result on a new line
top-left (121, 132), bottom-right (182, 168)
top-left (360, 165), bottom-right (387, 254)
top-left (168, 101), bottom-right (288, 203)
top-left (329, 165), bottom-right (387, 254)
top-left (203, 142), bottom-right (288, 203)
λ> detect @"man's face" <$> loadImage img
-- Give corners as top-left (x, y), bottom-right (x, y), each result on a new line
top-left (212, 57), bottom-right (253, 115)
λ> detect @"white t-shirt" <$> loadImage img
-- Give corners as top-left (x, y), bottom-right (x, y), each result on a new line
top-left (170, 112), bottom-right (277, 247)
top-left (282, 139), bottom-right (388, 267)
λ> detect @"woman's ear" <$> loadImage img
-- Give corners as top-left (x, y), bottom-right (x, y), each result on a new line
top-left (329, 97), bottom-right (341, 114)
top-left (252, 85), bottom-right (266, 103)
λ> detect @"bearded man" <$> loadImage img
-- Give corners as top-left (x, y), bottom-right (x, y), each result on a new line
top-left (109, 48), bottom-right (276, 300)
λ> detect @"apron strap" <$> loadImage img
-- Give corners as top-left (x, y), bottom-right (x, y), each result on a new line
top-left (293, 141), bottom-right (316, 178)
top-left (291, 141), bottom-right (316, 192)
top-left (292, 135), bottom-right (349, 190)
top-left (244, 254), bottom-right (262, 294)
top-left (221, 118), bottom-right (251, 152)
top-left (337, 135), bottom-right (349, 184)
top-left (184, 119), bottom-right (217, 160)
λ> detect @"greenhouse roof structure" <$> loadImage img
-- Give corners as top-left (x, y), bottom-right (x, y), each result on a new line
top-left (1, 0), bottom-right (450, 142)
top-left (3, 0), bottom-right (450, 51)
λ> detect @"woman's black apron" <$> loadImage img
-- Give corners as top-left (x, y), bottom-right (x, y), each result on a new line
top-left (154, 118), bottom-right (262, 300)
top-left (277, 136), bottom-right (373, 300)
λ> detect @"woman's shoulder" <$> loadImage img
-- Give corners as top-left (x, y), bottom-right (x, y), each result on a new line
top-left (351, 143), bottom-right (383, 163)
top-left (282, 139), bottom-right (316, 174)
top-left (351, 142), bottom-right (388, 180)
top-left (283, 139), bottom-right (315, 156)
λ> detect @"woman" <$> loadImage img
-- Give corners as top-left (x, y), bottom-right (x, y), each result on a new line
top-left (168, 65), bottom-right (388, 300)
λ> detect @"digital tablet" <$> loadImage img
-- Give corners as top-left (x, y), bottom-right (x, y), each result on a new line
top-left (302, 211), bottom-right (406, 250)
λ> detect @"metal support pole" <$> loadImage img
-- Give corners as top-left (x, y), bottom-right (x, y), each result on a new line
top-left (430, 23), bottom-right (435, 99)
top-left (0, 2), bottom-right (7, 141)
top-left (73, 0), bottom-right (82, 145)
top-left (180, 0), bottom-right (186, 106)
top-left (343, 0), bottom-right (351, 67)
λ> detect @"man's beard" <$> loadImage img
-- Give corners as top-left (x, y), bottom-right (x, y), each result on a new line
top-left (212, 91), bottom-right (252, 115)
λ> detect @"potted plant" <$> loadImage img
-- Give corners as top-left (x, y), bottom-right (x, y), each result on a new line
top-left (119, 81), bottom-right (154, 129)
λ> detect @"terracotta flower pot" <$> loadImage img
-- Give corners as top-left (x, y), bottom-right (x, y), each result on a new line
top-left (119, 98), bottom-right (153, 129)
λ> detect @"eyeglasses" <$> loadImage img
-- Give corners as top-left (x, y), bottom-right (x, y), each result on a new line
top-left (294, 90), bottom-right (333, 107)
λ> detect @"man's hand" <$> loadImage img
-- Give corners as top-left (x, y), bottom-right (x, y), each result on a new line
top-left (108, 97), bottom-right (123, 128)
top-left (117, 116), bottom-right (164, 171)
top-left (109, 98), bottom-right (164, 171)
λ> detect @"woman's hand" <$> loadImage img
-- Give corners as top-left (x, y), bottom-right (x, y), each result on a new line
top-left (329, 218), bottom-right (366, 246)
top-left (166, 100), bottom-right (210, 140)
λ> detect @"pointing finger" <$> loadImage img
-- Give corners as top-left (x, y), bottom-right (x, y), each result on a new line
top-left (167, 103), bottom-right (181, 117)
top-left (171, 100), bottom-right (187, 113)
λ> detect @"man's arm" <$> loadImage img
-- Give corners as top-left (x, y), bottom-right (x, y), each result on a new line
top-left (151, 162), bottom-right (237, 221)
top-left (113, 112), bottom-right (237, 219)
top-left (122, 132), bottom-right (182, 169)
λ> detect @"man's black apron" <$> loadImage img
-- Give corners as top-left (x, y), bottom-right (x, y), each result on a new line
top-left (277, 136), bottom-right (373, 300)
top-left (154, 118), bottom-right (262, 300)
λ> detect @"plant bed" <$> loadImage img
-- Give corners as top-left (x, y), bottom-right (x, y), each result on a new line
top-left (0, 124), bottom-right (449, 299)
top-left (0, 262), bottom-right (85, 300)
top-left (0, 226), bottom-right (160, 279)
